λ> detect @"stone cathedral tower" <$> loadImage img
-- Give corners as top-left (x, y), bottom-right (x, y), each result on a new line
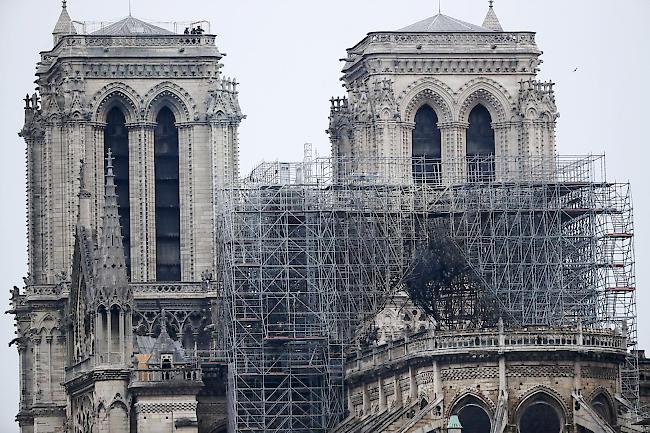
top-left (329, 3), bottom-right (558, 184)
top-left (11, 2), bottom-right (242, 432)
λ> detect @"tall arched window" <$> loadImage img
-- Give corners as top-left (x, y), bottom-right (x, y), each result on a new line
top-left (466, 104), bottom-right (495, 182)
top-left (412, 105), bottom-right (442, 183)
top-left (104, 107), bottom-right (131, 277)
top-left (154, 107), bottom-right (181, 281)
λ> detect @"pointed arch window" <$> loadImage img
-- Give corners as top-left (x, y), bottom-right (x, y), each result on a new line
top-left (412, 105), bottom-right (442, 184)
top-left (466, 104), bottom-right (495, 182)
top-left (104, 107), bottom-right (130, 277)
top-left (154, 107), bottom-right (181, 281)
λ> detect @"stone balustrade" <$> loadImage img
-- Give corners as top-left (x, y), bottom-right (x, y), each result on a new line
top-left (347, 327), bottom-right (627, 376)
top-left (130, 366), bottom-right (202, 385)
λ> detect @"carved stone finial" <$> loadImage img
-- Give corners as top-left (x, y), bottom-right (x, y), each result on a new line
top-left (105, 148), bottom-right (114, 170)
top-left (62, 0), bottom-right (67, 9)
top-left (489, 0), bottom-right (494, 7)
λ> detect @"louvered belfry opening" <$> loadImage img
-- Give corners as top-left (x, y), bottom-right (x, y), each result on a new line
top-left (154, 107), bottom-right (181, 281)
top-left (412, 105), bottom-right (442, 184)
top-left (104, 107), bottom-right (131, 277)
top-left (466, 104), bottom-right (496, 182)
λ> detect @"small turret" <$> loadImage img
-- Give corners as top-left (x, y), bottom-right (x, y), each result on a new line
top-left (482, 0), bottom-right (504, 31)
top-left (52, 0), bottom-right (77, 45)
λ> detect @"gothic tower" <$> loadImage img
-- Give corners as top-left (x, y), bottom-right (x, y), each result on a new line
top-left (12, 2), bottom-right (243, 432)
top-left (22, 1), bottom-right (243, 286)
top-left (328, 3), bottom-right (558, 184)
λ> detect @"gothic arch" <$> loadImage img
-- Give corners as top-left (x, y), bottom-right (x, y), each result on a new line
top-left (456, 78), bottom-right (513, 124)
top-left (514, 387), bottom-right (569, 432)
top-left (35, 314), bottom-right (59, 335)
top-left (143, 82), bottom-right (195, 123)
top-left (447, 391), bottom-right (496, 418)
top-left (90, 83), bottom-right (142, 123)
top-left (399, 78), bottom-right (454, 123)
top-left (588, 388), bottom-right (616, 426)
top-left (447, 392), bottom-right (494, 433)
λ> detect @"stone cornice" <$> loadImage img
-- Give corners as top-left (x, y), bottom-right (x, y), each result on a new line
top-left (126, 121), bottom-right (157, 130)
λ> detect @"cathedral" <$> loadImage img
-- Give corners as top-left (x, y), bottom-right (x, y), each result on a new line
top-left (8, 1), bottom-right (649, 433)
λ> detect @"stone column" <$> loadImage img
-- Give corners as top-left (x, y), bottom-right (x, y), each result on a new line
top-left (439, 121), bottom-right (468, 184)
top-left (46, 336), bottom-right (53, 402)
top-left (394, 375), bottom-right (403, 408)
top-left (409, 366), bottom-right (418, 401)
top-left (178, 123), bottom-right (195, 281)
top-left (32, 335), bottom-right (40, 405)
top-left (378, 376), bottom-right (387, 411)
top-left (362, 383), bottom-right (370, 415)
top-left (119, 309), bottom-right (125, 365)
top-left (88, 122), bottom-right (106, 232)
top-left (433, 360), bottom-right (442, 400)
top-left (493, 122), bottom-right (514, 180)
top-left (127, 122), bottom-right (157, 281)
top-left (401, 122), bottom-right (415, 185)
top-left (107, 310), bottom-right (112, 364)
top-left (95, 312), bottom-right (103, 363)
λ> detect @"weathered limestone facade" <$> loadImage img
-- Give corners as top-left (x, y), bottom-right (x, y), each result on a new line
top-left (11, 3), bottom-right (239, 433)
top-left (22, 5), bottom-right (243, 286)
top-left (338, 299), bottom-right (629, 433)
top-left (328, 9), bottom-right (558, 184)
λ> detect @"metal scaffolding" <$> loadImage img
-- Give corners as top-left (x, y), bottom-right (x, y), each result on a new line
top-left (215, 153), bottom-right (638, 432)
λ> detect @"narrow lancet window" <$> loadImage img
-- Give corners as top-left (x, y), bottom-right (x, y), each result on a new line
top-left (104, 107), bottom-right (131, 276)
top-left (412, 105), bottom-right (442, 184)
top-left (154, 107), bottom-right (181, 281)
top-left (466, 104), bottom-right (495, 182)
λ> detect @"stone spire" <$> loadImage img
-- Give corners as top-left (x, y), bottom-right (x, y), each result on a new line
top-left (482, 0), bottom-right (503, 31)
top-left (52, 0), bottom-right (77, 44)
top-left (95, 149), bottom-right (131, 306)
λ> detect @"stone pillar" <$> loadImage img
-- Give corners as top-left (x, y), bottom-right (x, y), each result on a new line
top-left (46, 336), bottom-right (53, 402)
top-left (401, 122), bottom-right (415, 184)
top-left (439, 122), bottom-right (468, 184)
top-left (433, 360), bottom-right (442, 400)
top-left (362, 383), bottom-right (371, 414)
top-left (178, 123), bottom-right (195, 281)
top-left (409, 366), bottom-right (418, 401)
top-left (127, 122), bottom-right (157, 281)
top-left (32, 335), bottom-right (40, 405)
top-left (394, 375), bottom-right (403, 408)
top-left (95, 313), bottom-right (103, 363)
top-left (378, 376), bottom-right (387, 411)
top-left (88, 122), bottom-right (106, 233)
top-left (119, 309), bottom-right (125, 365)
top-left (107, 310), bottom-right (112, 364)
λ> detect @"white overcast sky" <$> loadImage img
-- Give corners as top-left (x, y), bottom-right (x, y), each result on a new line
top-left (0, 0), bottom-right (649, 430)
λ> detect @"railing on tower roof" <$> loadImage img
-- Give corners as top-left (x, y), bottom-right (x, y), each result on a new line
top-left (70, 19), bottom-right (211, 35)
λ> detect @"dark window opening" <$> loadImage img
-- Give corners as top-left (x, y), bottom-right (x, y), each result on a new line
top-left (457, 403), bottom-right (491, 433)
top-left (466, 104), bottom-right (495, 182)
top-left (519, 401), bottom-right (562, 433)
top-left (412, 105), bottom-right (441, 184)
top-left (154, 107), bottom-right (181, 281)
top-left (104, 107), bottom-right (131, 277)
